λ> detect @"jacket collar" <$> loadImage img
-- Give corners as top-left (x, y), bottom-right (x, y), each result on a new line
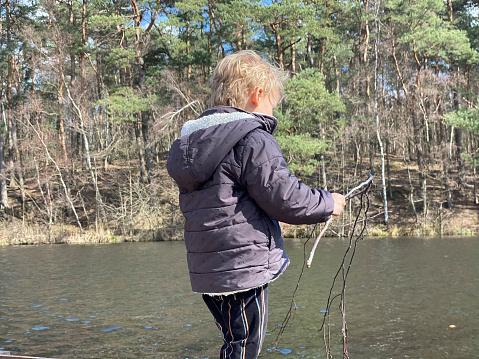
top-left (192, 106), bottom-right (278, 135)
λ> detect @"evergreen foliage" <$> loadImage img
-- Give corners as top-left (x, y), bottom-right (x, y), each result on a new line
top-left (0, 0), bottom-right (478, 235)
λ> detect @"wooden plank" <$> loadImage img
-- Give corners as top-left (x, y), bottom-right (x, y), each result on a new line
top-left (0, 352), bottom-right (54, 359)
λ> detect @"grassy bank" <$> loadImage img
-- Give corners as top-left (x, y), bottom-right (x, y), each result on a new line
top-left (0, 219), bottom-right (185, 246)
top-left (1, 203), bottom-right (476, 246)
top-left (0, 156), bottom-right (477, 246)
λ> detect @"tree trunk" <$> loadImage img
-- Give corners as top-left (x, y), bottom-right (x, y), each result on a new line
top-left (446, 0), bottom-right (453, 24)
top-left (235, 25), bottom-right (242, 51)
top-left (439, 102), bottom-right (452, 208)
top-left (411, 94), bottom-right (425, 195)
top-left (452, 90), bottom-right (465, 194)
top-left (473, 167), bottom-right (478, 205)
top-left (0, 130), bottom-right (9, 209)
top-left (79, 0), bottom-right (87, 170)
top-left (373, 2), bottom-right (388, 225)
top-left (386, 139), bottom-right (392, 199)
top-left (12, 77), bottom-right (26, 207)
top-left (455, 126), bottom-right (465, 193)
top-left (333, 55), bottom-right (340, 95)
top-left (307, 34), bottom-right (314, 67)
top-left (363, 0), bottom-right (370, 98)
top-left (57, 74), bottom-right (74, 218)
top-left (6, 0), bottom-right (25, 205)
top-left (135, 119), bottom-right (148, 184)
top-left (69, 0), bottom-right (76, 87)
top-left (369, 139), bottom-right (374, 173)
top-left (0, 12), bottom-right (7, 208)
top-left (321, 153), bottom-right (327, 191)
top-left (95, 52), bottom-right (109, 170)
top-left (290, 41), bottom-right (296, 77)
top-left (81, 0), bottom-right (86, 87)
top-left (186, 19), bottom-right (192, 80)
top-left (208, 0), bottom-right (214, 72)
top-left (142, 112), bottom-right (154, 184)
top-left (6, 0), bottom-right (13, 169)
top-left (57, 63), bottom-right (68, 164)
top-left (318, 39), bottom-right (325, 74)
top-left (321, 130), bottom-right (328, 190)
top-left (271, 24), bottom-right (283, 68)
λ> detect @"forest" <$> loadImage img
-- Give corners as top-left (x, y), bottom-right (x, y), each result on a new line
top-left (0, 0), bottom-right (478, 244)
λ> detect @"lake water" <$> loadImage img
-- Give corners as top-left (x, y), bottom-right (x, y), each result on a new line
top-left (1, 236), bottom-right (478, 359)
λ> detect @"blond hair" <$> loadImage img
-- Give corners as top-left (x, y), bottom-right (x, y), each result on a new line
top-left (209, 50), bottom-right (287, 109)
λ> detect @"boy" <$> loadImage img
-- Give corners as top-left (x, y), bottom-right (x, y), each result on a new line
top-left (167, 50), bottom-right (345, 359)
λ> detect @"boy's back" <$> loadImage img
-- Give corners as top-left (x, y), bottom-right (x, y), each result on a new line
top-left (167, 50), bottom-right (345, 359)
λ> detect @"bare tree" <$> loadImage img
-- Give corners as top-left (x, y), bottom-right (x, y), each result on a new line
top-left (373, 0), bottom-right (388, 225)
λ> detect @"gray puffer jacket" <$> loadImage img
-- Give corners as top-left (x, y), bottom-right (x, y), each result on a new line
top-left (167, 106), bottom-right (334, 294)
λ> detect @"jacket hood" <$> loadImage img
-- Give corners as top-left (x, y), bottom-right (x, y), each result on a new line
top-left (167, 106), bottom-right (278, 191)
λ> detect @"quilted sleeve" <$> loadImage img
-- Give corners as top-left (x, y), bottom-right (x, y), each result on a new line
top-left (240, 130), bottom-right (335, 225)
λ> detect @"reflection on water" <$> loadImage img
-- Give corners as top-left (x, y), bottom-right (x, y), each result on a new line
top-left (0, 237), bottom-right (478, 358)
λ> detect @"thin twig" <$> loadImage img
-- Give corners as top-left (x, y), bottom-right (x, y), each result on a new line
top-left (307, 174), bottom-right (373, 268)
top-left (274, 175), bottom-right (373, 357)
top-left (320, 184), bottom-right (371, 359)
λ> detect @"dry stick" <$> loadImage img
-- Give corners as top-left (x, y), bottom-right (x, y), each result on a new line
top-left (307, 173), bottom-right (373, 268)
top-left (342, 192), bottom-right (370, 356)
top-left (320, 185), bottom-right (371, 359)
top-left (274, 175), bottom-right (373, 355)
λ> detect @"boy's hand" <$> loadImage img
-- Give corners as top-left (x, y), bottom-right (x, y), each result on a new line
top-left (331, 193), bottom-right (346, 216)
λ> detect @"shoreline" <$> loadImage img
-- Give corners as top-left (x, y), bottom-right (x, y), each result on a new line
top-left (1, 219), bottom-right (477, 246)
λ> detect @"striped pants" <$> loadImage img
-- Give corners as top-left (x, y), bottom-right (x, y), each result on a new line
top-left (202, 284), bottom-right (268, 359)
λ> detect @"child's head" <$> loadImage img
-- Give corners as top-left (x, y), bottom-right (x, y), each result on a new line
top-left (209, 50), bottom-right (286, 111)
